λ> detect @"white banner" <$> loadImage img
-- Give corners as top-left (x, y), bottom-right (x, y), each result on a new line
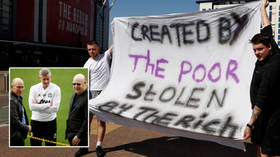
top-left (89, 1), bottom-right (262, 150)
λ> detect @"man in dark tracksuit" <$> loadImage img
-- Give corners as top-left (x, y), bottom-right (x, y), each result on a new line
top-left (10, 78), bottom-right (31, 146)
top-left (66, 74), bottom-right (88, 157)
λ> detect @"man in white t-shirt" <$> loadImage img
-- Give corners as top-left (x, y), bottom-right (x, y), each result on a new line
top-left (28, 68), bottom-right (61, 146)
top-left (84, 41), bottom-right (112, 157)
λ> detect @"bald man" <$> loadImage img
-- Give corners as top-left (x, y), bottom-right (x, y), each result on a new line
top-left (10, 78), bottom-right (31, 146)
top-left (66, 74), bottom-right (88, 156)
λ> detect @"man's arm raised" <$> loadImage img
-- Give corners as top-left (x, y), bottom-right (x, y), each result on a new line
top-left (261, 0), bottom-right (270, 28)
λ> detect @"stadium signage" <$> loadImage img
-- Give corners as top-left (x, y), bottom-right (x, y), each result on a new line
top-left (58, 1), bottom-right (89, 37)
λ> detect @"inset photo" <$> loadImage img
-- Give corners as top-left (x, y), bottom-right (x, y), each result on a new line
top-left (9, 67), bottom-right (89, 147)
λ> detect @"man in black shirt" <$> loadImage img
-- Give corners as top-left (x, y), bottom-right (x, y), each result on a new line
top-left (243, 0), bottom-right (280, 156)
top-left (66, 74), bottom-right (88, 156)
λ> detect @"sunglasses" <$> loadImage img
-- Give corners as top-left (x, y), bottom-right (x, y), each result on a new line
top-left (16, 86), bottom-right (25, 89)
top-left (72, 83), bottom-right (81, 86)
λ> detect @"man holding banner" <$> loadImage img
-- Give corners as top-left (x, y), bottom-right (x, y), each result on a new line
top-left (243, 0), bottom-right (280, 156)
top-left (84, 41), bottom-right (112, 157)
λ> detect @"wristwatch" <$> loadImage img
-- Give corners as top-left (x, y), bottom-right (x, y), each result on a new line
top-left (246, 123), bottom-right (254, 129)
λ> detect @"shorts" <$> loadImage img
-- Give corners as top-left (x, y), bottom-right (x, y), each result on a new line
top-left (261, 112), bottom-right (280, 155)
top-left (252, 111), bottom-right (280, 155)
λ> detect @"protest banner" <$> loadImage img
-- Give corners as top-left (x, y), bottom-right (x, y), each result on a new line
top-left (89, 1), bottom-right (262, 150)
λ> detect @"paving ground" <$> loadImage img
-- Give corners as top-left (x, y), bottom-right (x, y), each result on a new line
top-left (0, 95), bottom-right (257, 157)
top-left (0, 94), bottom-right (8, 107)
top-left (0, 94), bottom-right (8, 124)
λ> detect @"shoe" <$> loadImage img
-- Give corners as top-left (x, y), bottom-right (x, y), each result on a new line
top-left (96, 146), bottom-right (104, 157)
top-left (75, 148), bottom-right (88, 157)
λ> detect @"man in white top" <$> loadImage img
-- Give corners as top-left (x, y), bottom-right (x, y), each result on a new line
top-left (84, 41), bottom-right (112, 157)
top-left (28, 68), bottom-right (61, 146)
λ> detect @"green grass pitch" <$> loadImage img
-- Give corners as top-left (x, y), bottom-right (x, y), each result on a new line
top-left (9, 68), bottom-right (88, 146)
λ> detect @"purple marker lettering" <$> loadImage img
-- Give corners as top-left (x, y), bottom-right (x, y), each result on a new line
top-left (155, 59), bottom-right (168, 79)
top-left (226, 59), bottom-right (239, 84)
top-left (208, 62), bottom-right (221, 83)
top-left (192, 64), bottom-right (206, 83)
top-left (178, 60), bottom-right (192, 83)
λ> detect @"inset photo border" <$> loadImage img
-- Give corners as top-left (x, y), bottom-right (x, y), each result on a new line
top-left (9, 67), bottom-right (89, 148)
